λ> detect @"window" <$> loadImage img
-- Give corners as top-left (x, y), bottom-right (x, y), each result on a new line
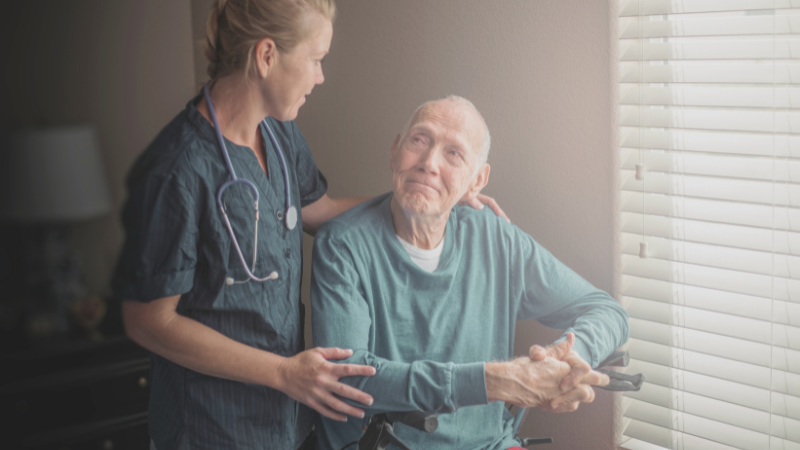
top-left (618, 1), bottom-right (800, 449)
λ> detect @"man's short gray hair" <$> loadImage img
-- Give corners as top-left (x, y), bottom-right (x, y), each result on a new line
top-left (399, 95), bottom-right (491, 166)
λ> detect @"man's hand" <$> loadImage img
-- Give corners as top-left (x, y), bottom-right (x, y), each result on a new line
top-left (485, 355), bottom-right (572, 408)
top-left (529, 333), bottom-right (610, 413)
top-left (486, 335), bottom-right (587, 409)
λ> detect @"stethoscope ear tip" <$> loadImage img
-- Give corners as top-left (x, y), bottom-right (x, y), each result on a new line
top-left (269, 271), bottom-right (279, 280)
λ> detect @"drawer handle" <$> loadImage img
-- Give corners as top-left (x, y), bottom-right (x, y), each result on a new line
top-left (138, 377), bottom-right (148, 389)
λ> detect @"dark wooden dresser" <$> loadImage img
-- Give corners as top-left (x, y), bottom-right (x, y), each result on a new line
top-left (1, 310), bottom-right (151, 450)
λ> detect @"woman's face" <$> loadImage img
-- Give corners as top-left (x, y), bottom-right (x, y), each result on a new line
top-left (264, 14), bottom-right (332, 121)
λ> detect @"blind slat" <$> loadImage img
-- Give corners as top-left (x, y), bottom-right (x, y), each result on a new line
top-left (621, 232), bottom-right (800, 279)
top-left (621, 191), bottom-right (800, 232)
top-left (620, 0), bottom-right (800, 17)
top-left (621, 106), bottom-right (800, 134)
top-left (623, 404), bottom-right (770, 450)
top-left (622, 275), bottom-right (774, 319)
top-left (620, 212), bottom-right (800, 256)
top-left (621, 40), bottom-right (800, 62)
top-left (621, 170), bottom-right (800, 208)
top-left (621, 128), bottom-right (800, 158)
top-left (621, 86), bottom-right (800, 109)
top-left (621, 254), bottom-right (800, 301)
top-left (620, 15), bottom-right (800, 39)
top-left (620, 149), bottom-right (800, 183)
top-left (626, 296), bottom-right (800, 353)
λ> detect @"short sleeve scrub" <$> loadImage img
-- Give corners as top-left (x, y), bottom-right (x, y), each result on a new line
top-left (112, 95), bottom-right (327, 450)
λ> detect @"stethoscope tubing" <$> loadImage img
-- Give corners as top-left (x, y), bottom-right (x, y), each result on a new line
top-left (203, 81), bottom-right (296, 284)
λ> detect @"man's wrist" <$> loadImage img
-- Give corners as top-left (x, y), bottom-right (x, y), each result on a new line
top-left (485, 361), bottom-right (519, 403)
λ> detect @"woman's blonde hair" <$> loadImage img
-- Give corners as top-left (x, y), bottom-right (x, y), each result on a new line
top-left (205, 0), bottom-right (336, 81)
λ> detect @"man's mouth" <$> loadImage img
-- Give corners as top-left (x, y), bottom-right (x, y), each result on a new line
top-left (407, 179), bottom-right (437, 193)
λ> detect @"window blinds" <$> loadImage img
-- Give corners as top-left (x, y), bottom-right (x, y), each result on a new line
top-left (618, 1), bottom-right (800, 450)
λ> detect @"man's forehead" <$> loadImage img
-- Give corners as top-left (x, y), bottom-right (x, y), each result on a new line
top-left (409, 101), bottom-right (484, 150)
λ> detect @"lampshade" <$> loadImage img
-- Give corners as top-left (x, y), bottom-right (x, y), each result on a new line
top-left (0, 126), bottom-right (112, 222)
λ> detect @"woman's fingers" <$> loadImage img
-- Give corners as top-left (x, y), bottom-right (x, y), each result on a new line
top-left (321, 391), bottom-right (366, 419)
top-left (331, 362), bottom-right (377, 378)
top-left (308, 397), bottom-right (347, 422)
top-left (316, 346), bottom-right (354, 360)
top-left (330, 380), bottom-right (374, 407)
top-left (478, 194), bottom-right (510, 223)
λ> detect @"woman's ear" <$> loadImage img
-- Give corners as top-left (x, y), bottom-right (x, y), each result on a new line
top-left (254, 37), bottom-right (278, 78)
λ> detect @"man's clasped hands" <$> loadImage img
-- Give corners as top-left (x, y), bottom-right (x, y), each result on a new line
top-left (485, 333), bottom-right (610, 413)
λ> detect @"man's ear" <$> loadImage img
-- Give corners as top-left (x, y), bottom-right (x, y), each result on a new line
top-left (254, 37), bottom-right (278, 78)
top-left (389, 133), bottom-right (401, 171)
top-left (465, 163), bottom-right (490, 201)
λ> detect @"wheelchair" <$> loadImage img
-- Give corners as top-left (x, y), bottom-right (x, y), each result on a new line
top-left (300, 351), bottom-right (642, 450)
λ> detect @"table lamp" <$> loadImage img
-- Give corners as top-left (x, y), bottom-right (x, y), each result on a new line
top-left (0, 125), bottom-right (111, 342)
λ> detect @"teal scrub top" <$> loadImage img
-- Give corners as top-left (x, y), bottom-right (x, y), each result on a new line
top-left (112, 95), bottom-right (327, 450)
top-left (311, 193), bottom-right (630, 450)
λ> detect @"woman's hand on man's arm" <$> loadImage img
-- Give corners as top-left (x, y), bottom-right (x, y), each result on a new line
top-left (121, 296), bottom-right (375, 421)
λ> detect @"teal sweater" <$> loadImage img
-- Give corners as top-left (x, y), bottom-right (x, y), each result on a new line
top-left (311, 193), bottom-right (629, 450)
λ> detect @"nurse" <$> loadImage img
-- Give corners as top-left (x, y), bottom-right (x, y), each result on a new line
top-left (112, 1), bottom-right (505, 449)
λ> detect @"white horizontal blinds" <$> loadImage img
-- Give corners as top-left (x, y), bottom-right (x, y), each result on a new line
top-left (619, 1), bottom-right (800, 450)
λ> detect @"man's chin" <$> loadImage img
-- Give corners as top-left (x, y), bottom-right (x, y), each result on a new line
top-left (396, 193), bottom-right (431, 216)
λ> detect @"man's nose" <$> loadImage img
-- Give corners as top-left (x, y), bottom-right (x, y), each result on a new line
top-left (417, 147), bottom-right (440, 174)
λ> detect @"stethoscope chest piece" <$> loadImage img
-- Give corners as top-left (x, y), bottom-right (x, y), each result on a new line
top-left (205, 81), bottom-right (294, 284)
top-left (286, 206), bottom-right (297, 230)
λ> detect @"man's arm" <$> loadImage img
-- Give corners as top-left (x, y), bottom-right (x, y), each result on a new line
top-left (515, 234), bottom-right (630, 368)
top-left (310, 234), bottom-right (606, 414)
top-left (513, 230), bottom-right (629, 410)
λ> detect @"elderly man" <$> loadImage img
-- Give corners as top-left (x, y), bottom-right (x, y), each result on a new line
top-left (311, 96), bottom-right (629, 450)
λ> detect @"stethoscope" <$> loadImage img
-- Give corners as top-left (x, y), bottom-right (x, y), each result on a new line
top-left (204, 81), bottom-right (297, 286)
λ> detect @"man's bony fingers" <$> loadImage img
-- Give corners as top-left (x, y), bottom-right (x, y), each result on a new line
top-left (582, 370), bottom-right (610, 387)
top-left (559, 365), bottom-right (591, 391)
top-left (549, 334), bottom-right (574, 360)
top-left (529, 345), bottom-right (547, 360)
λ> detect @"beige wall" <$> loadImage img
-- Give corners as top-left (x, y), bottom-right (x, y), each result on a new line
top-left (3, 0), bottom-right (620, 447)
top-left (294, 1), bottom-right (620, 449)
top-left (1, 0), bottom-right (196, 294)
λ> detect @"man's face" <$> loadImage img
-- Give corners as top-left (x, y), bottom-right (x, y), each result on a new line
top-left (391, 100), bottom-right (487, 218)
